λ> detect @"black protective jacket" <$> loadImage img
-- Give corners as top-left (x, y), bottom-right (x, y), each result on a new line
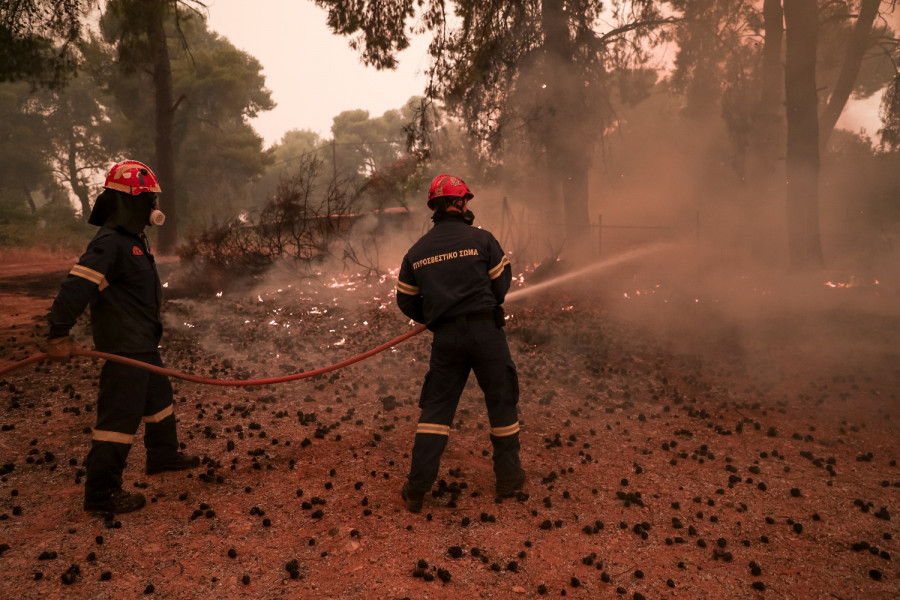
top-left (48, 226), bottom-right (163, 353)
top-left (396, 212), bottom-right (512, 329)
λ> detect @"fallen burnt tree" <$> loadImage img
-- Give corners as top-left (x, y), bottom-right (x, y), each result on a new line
top-left (179, 158), bottom-right (411, 290)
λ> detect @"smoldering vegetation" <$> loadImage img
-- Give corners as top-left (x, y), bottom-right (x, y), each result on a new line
top-left (1, 213), bottom-right (898, 597)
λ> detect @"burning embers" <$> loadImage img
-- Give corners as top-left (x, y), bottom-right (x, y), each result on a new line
top-left (824, 276), bottom-right (880, 289)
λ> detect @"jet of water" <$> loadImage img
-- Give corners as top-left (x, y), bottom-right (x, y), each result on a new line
top-left (506, 243), bottom-right (682, 303)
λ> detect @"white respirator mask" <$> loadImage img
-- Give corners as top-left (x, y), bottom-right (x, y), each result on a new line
top-left (149, 208), bottom-right (166, 227)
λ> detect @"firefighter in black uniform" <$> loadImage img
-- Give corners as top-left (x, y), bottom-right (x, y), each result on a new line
top-left (47, 160), bottom-right (199, 514)
top-left (396, 174), bottom-right (525, 513)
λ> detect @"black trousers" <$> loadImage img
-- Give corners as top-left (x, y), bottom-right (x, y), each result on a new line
top-left (85, 351), bottom-right (179, 498)
top-left (407, 317), bottom-right (522, 494)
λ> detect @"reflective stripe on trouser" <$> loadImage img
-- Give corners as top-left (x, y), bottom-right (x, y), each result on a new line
top-left (490, 421), bottom-right (523, 488)
top-left (407, 318), bottom-right (521, 494)
top-left (85, 351), bottom-right (179, 498)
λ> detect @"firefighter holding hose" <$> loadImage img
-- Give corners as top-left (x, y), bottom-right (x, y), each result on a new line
top-left (396, 174), bottom-right (525, 513)
top-left (46, 160), bottom-right (199, 514)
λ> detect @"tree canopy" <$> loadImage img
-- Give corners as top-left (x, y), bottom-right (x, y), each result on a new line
top-left (99, 2), bottom-right (273, 236)
top-left (0, 0), bottom-right (87, 88)
top-left (315, 0), bottom-right (899, 270)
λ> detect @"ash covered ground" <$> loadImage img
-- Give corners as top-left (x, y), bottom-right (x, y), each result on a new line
top-left (0, 254), bottom-right (899, 599)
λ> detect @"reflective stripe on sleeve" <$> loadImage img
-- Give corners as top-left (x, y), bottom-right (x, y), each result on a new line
top-left (396, 281), bottom-right (419, 295)
top-left (70, 264), bottom-right (109, 291)
top-left (92, 429), bottom-right (135, 444)
top-left (488, 256), bottom-right (510, 280)
top-left (416, 423), bottom-right (451, 436)
top-left (490, 422), bottom-right (520, 437)
top-left (143, 404), bottom-right (174, 423)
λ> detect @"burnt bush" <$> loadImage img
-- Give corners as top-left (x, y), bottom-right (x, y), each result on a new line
top-left (181, 156), bottom-right (365, 275)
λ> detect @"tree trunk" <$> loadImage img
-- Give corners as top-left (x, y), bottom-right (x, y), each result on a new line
top-left (24, 188), bottom-right (37, 214)
top-left (746, 1), bottom-right (784, 190)
top-left (541, 0), bottom-right (592, 258)
top-left (818, 0), bottom-right (879, 146)
top-left (66, 130), bottom-right (92, 222)
top-left (680, 0), bottom-right (721, 118)
top-left (758, 0), bottom-right (784, 162)
top-left (783, 0), bottom-right (824, 270)
top-left (147, 0), bottom-right (178, 253)
top-left (742, 0), bottom-right (784, 265)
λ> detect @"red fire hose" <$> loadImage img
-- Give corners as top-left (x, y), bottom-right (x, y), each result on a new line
top-left (0, 324), bottom-right (427, 386)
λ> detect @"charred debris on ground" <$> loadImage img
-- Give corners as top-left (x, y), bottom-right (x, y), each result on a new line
top-left (0, 262), bottom-right (898, 598)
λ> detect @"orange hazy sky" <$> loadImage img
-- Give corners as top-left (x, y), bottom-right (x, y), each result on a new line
top-left (205, 0), bottom-right (430, 147)
top-left (205, 1), bottom-right (892, 148)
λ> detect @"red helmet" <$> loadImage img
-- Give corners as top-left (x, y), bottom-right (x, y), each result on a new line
top-left (427, 174), bottom-right (473, 209)
top-left (103, 160), bottom-right (162, 195)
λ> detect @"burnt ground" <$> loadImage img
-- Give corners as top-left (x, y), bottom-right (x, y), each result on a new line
top-left (0, 251), bottom-right (899, 599)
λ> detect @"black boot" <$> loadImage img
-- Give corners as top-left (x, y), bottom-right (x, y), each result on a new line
top-left (84, 488), bottom-right (146, 514)
top-left (492, 431), bottom-right (524, 497)
top-left (146, 452), bottom-right (200, 475)
top-left (401, 482), bottom-right (425, 513)
top-left (496, 468), bottom-right (526, 497)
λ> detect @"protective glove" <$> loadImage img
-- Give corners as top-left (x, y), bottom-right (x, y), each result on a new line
top-left (47, 336), bottom-right (75, 362)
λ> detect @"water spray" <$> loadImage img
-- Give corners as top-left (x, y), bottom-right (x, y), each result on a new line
top-left (0, 244), bottom-right (675, 385)
top-left (505, 243), bottom-right (679, 302)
